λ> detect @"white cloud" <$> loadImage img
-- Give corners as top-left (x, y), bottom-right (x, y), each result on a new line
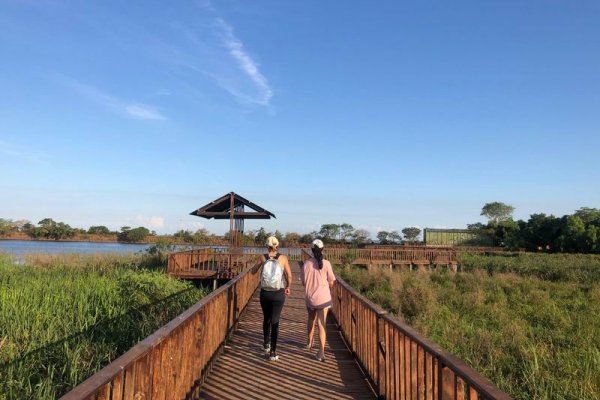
top-left (214, 18), bottom-right (273, 106)
top-left (124, 104), bottom-right (165, 120)
top-left (0, 140), bottom-right (48, 163)
top-left (131, 215), bottom-right (165, 229)
top-left (61, 77), bottom-right (166, 121)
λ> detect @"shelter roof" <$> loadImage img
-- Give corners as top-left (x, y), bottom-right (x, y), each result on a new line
top-left (190, 192), bottom-right (276, 220)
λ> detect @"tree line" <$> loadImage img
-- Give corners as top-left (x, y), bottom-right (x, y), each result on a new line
top-left (472, 202), bottom-right (600, 253)
top-left (0, 218), bottom-right (159, 243)
top-left (2, 204), bottom-right (599, 254)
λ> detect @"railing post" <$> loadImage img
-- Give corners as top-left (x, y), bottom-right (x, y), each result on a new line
top-left (377, 314), bottom-right (386, 398)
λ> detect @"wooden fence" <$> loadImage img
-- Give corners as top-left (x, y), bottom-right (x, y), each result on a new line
top-left (60, 256), bottom-right (261, 400)
top-left (300, 250), bottom-right (512, 399)
top-left (167, 248), bottom-right (304, 279)
top-left (167, 250), bottom-right (256, 279)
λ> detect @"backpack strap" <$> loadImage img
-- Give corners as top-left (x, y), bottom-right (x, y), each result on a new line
top-left (265, 253), bottom-right (281, 260)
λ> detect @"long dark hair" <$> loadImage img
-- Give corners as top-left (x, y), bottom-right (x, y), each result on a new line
top-left (312, 245), bottom-right (324, 269)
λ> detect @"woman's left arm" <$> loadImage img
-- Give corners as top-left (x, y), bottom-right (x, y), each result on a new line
top-left (326, 261), bottom-right (336, 288)
top-left (282, 256), bottom-right (293, 296)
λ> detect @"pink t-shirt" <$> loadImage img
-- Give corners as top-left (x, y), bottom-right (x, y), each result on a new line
top-left (302, 258), bottom-right (336, 309)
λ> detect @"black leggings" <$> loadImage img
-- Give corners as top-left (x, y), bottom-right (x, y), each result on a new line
top-left (259, 289), bottom-right (285, 352)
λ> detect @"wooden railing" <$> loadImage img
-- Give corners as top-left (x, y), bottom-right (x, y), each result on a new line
top-left (300, 249), bottom-right (512, 400)
top-left (322, 247), bottom-right (460, 265)
top-left (60, 258), bottom-right (262, 400)
top-left (167, 250), bottom-right (260, 279)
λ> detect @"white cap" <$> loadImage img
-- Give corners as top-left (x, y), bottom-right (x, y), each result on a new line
top-left (266, 236), bottom-right (279, 248)
top-left (311, 239), bottom-right (324, 249)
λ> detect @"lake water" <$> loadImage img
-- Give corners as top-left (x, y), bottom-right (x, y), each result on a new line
top-left (0, 239), bottom-right (151, 258)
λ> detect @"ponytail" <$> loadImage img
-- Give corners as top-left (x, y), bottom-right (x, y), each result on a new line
top-left (312, 245), bottom-right (324, 269)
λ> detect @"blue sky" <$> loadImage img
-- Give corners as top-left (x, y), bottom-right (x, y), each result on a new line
top-left (1, 0), bottom-right (599, 236)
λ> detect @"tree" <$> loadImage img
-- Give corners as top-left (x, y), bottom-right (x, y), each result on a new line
top-left (557, 216), bottom-right (586, 252)
top-left (274, 230), bottom-right (284, 242)
top-left (118, 226), bottom-right (150, 242)
top-left (377, 231), bottom-right (389, 244)
top-left (300, 233), bottom-right (315, 244)
top-left (402, 227), bottom-right (421, 243)
top-left (255, 227), bottom-right (269, 246)
top-left (88, 225), bottom-right (111, 235)
top-left (351, 229), bottom-right (370, 245)
top-left (319, 224), bottom-right (340, 243)
top-left (388, 230), bottom-right (402, 244)
top-left (283, 232), bottom-right (300, 247)
top-left (0, 219), bottom-right (13, 235)
top-left (192, 228), bottom-right (211, 245)
top-left (339, 223), bottom-right (355, 242)
top-left (574, 207), bottom-right (600, 225)
top-left (467, 222), bottom-right (486, 231)
top-left (481, 202), bottom-right (515, 225)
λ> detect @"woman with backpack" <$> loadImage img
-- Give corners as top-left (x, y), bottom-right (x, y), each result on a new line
top-left (259, 236), bottom-right (292, 361)
top-left (302, 239), bottom-right (336, 362)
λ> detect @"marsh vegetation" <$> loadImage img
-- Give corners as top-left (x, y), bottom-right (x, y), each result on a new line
top-left (337, 253), bottom-right (600, 400)
top-left (0, 253), bottom-right (207, 400)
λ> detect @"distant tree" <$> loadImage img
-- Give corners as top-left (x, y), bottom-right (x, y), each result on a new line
top-left (377, 231), bottom-right (390, 244)
top-left (119, 226), bottom-right (150, 242)
top-left (29, 218), bottom-right (76, 240)
top-left (12, 219), bottom-right (30, 232)
top-left (467, 222), bottom-right (486, 231)
top-left (174, 229), bottom-right (194, 243)
top-left (0, 219), bottom-right (13, 235)
top-left (255, 227), bottom-right (269, 246)
top-left (402, 227), bottom-right (421, 243)
top-left (300, 233), bottom-right (315, 244)
top-left (274, 230), bottom-right (284, 242)
top-left (574, 207), bottom-right (600, 225)
top-left (388, 230), bottom-right (402, 244)
top-left (351, 229), bottom-right (370, 244)
top-left (283, 232), bottom-right (301, 247)
top-left (520, 214), bottom-right (561, 251)
top-left (339, 223), bottom-right (355, 242)
top-left (192, 228), bottom-right (211, 245)
top-left (557, 216), bottom-right (586, 252)
top-left (88, 225), bottom-right (111, 235)
top-left (481, 202), bottom-right (515, 225)
top-left (319, 224), bottom-right (340, 243)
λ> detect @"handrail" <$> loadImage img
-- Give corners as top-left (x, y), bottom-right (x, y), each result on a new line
top-left (331, 276), bottom-right (512, 399)
top-left (60, 255), bottom-right (262, 400)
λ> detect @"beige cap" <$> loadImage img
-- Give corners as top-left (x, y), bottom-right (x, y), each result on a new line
top-left (266, 236), bottom-right (279, 248)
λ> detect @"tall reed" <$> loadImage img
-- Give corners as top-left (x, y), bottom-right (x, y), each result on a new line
top-left (337, 254), bottom-right (600, 400)
top-left (0, 253), bottom-right (207, 399)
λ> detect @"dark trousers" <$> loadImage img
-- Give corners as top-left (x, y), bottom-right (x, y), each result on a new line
top-left (259, 289), bottom-right (285, 352)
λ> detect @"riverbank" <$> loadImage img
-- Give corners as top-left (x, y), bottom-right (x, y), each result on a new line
top-left (0, 232), bottom-right (224, 246)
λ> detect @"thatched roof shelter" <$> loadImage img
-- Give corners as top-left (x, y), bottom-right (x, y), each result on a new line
top-left (190, 192), bottom-right (275, 248)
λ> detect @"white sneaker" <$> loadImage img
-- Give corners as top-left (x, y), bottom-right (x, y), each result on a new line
top-left (263, 344), bottom-right (271, 354)
top-left (268, 351), bottom-right (279, 361)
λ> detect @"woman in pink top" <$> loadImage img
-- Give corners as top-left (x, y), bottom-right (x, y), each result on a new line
top-left (302, 239), bottom-right (336, 361)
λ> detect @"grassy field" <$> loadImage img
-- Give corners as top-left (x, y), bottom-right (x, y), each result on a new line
top-left (337, 253), bottom-right (600, 400)
top-left (0, 253), bottom-right (208, 400)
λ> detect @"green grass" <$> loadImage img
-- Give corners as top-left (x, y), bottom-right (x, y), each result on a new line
top-left (0, 253), bottom-right (207, 400)
top-left (337, 253), bottom-right (600, 400)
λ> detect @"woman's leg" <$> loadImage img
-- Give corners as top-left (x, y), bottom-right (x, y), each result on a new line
top-left (316, 307), bottom-right (329, 358)
top-left (259, 291), bottom-right (273, 348)
top-left (269, 290), bottom-right (286, 352)
top-left (306, 308), bottom-right (317, 348)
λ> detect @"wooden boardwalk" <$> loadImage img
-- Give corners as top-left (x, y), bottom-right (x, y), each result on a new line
top-left (199, 261), bottom-right (376, 400)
